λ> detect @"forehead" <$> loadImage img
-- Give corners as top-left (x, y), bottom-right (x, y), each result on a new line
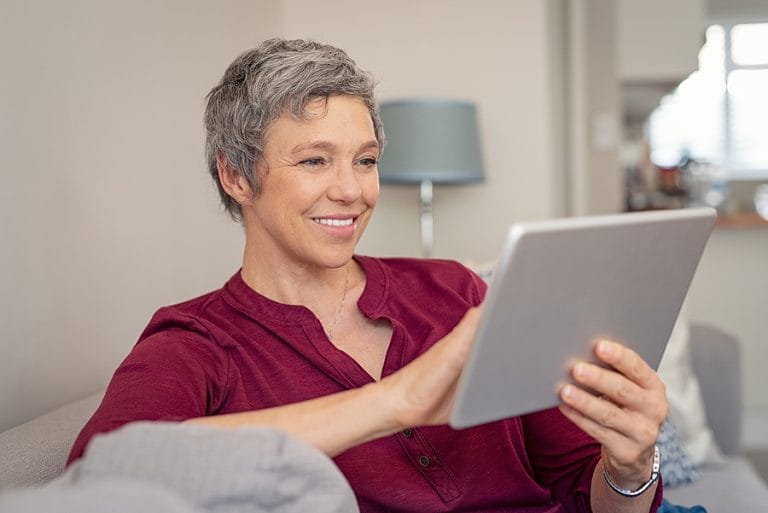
top-left (266, 95), bottom-right (375, 145)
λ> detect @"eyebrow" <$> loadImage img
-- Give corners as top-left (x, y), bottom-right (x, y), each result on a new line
top-left (289, 140), bottom-right (380, 155)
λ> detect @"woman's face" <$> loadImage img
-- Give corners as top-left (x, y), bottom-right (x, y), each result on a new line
top-left (241, 95), bottom-right (381, 270)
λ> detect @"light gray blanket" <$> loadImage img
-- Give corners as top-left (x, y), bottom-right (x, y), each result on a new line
top-left (0, 422), bottom-right (359, 513)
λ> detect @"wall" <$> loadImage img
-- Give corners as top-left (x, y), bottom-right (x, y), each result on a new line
top-left (280, 0), bottom-right (567, 261)
top-left (0, 0), bottom-right (282, 432)
top-left (708, 0), bottom-right (768, 20)
top-left (565, 0), bottom-right (623, 216)
top-left (686, 229), bottom-right (768, 448)
top-left (616, 0), bottom-right (706, 83)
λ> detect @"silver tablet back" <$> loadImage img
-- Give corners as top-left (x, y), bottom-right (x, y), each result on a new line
top-left (450, 208), bottom-right (716, 429)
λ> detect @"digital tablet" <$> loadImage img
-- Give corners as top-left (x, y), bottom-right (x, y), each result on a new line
top-left (449, 207), bottom-right (716, 429)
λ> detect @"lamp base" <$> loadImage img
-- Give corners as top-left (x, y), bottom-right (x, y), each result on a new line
top-left (420, 180), bottom-right (434, 258)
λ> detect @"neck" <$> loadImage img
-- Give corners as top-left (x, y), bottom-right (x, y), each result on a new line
top-left (241, 242), bottom-right (355, 308)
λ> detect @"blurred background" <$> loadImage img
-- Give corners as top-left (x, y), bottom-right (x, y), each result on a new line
top-left (0, 0), bottom-right (765, 457)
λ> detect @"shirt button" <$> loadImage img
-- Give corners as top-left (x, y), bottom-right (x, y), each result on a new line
top-left (418, 455), bottom-right (430, 467)
top-left (402, 428), bottom-right (413, 438)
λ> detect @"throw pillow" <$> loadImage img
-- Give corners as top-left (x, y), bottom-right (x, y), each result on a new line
top-left (657, 418), bottom-right (700, 487)
top-left (657, 305), bottom-right (724, 466)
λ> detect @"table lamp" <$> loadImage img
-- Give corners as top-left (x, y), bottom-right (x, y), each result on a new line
top-left (378, 99), bottom-right (485, 257)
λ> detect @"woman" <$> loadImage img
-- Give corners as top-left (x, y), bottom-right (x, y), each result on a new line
top-left (69, 38), bottom-right (667, 513)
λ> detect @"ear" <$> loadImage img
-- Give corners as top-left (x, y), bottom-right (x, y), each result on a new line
top-left (216, 153), bottom-right (255, 205)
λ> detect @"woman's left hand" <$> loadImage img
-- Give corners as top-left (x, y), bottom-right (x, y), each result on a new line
top-left (558, 339), bottom-right (668, 490)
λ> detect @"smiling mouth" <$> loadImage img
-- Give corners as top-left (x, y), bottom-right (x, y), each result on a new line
top-left (312, 217), bottom-right (355, 227)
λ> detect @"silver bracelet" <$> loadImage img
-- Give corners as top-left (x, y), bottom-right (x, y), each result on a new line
top-left (602, 445), bottom-right (661, 497)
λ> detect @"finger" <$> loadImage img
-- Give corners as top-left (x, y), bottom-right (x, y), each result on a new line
top-left (435, 306), bottom-right (483, 365)
top-left (560, 383), bottom-right (656, 445)
top-left (384, 306), bottom-right (483, 427)
top-left (571, 360), bottom-right (647, 412)
top-left (559, 402), bottom-right (657, 482)
top-left (593, 340), bottom-right (659, 390)
top-left (557, 401), bottom-right (630, 451)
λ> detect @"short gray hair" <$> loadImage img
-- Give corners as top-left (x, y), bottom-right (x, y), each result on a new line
top-left (204, 38), bottom-right (384, 222)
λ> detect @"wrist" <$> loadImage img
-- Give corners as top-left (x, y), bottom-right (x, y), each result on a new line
top-left (602, 445), bottom-right (660, 497)
top-left (361, 381), bottom-right (404, 438)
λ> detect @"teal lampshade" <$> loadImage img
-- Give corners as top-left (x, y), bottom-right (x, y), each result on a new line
top-left (378, 100), bottom-right (485, 184)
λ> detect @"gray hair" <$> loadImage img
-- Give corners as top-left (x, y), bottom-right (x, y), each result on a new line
top-left (204, 38), bottom-right (384, 222)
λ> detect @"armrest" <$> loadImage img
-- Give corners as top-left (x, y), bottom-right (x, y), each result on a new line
top-left (0, 392), bottom-right (103, 490)
top-left (688, 323), bottom-right (742, 456)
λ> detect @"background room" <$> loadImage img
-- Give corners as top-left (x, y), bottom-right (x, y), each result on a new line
top-left (1, 0), bottom-right (766, 486)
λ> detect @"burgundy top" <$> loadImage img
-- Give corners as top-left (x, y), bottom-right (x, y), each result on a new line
top-left (68, 256), bottom-right (662, 513)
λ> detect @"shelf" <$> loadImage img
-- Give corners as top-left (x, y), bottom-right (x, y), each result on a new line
top-left (715, 212), bottom-right (768, 228)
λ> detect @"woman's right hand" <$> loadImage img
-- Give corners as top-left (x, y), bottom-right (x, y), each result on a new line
top-left (379, 306), bottom-right (483, 429)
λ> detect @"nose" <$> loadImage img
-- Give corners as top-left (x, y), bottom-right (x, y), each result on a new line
top-left (327, 162), bottom-right (363, 203)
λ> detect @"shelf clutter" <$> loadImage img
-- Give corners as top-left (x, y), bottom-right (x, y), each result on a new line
top-left (624, 145), bottom-right (768, 228)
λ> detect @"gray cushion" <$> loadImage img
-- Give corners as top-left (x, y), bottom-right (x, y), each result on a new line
top-left (664, 457), bottom-right (768, 513)
top-left (0, 392), bottom-right (102, 490)
top-left (1, 422), bottom-right (359, 513)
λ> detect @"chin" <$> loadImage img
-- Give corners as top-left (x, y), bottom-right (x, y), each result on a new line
top-left (307, 246), bottom-right (356, 270)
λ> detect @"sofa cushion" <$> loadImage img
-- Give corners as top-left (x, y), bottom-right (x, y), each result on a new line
top-left (0, 392), bottom-right (102, 490)
top-left (657, 310), bottom-right (723, 466)
top-left (663, 457), bottom-right (768, 513)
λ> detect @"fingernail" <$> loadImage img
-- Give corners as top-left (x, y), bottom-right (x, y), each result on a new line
top-left (597, 340), bottom-right (615, 356)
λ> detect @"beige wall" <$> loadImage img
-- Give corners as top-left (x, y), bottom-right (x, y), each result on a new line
top-left (685, 229), bottom-right (768, 447)
top-left (0, 0), bottom-right (281, 432)
top-left (565, 0), bottom-right (623, 216)
top-left (281, 0), bottom-right (567, 260)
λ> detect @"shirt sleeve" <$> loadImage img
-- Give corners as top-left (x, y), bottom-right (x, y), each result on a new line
top-left (520, 408), bottom-right (601, 511)
top-left (521, 408), bottom-right (664, 512)
top-left (67, 325), bottom-right (231, 465)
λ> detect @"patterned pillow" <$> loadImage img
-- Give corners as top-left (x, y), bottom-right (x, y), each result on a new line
top-left (658, 418), bottom-right (700, 488)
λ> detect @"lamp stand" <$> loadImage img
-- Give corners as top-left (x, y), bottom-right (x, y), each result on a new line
top-left (419, 179), bottom-right (434, 257)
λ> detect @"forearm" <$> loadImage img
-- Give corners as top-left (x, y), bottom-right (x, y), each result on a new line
top-left (185, 381), bottom-right (399, 457)
top-left (590, 458), bottom-right (659, 513)
top-left (186, 307), bottom-right (480, 457)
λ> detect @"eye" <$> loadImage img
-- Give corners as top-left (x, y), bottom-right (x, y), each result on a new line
top-left (357, 156), bottom-right (378, 168)
top-left (299, 157), bottom-right (327, 168)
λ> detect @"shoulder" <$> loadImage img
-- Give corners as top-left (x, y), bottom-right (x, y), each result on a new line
top-left (135, 285), bottom-right (235, 358)
top-left (371, 257), bottom-right (488, 301)
top-left (357, 255), bottom-right (487, 308)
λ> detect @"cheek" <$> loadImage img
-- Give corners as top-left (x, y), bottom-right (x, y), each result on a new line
top-left (362, 174), bottom-right (380, 208)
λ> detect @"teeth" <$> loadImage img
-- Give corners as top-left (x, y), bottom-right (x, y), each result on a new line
top-left (314, 218), bottom-right (354, 227)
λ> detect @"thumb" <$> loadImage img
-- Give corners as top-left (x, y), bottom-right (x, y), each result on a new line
top-left (438, 305), bottom-right (484, 368)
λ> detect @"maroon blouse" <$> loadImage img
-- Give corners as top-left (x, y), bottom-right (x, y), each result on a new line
top-left (68, 256), bottom-right (661, 512)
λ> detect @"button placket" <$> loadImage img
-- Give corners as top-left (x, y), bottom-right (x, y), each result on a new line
top-left (395, 427), bottom-right (460, 502)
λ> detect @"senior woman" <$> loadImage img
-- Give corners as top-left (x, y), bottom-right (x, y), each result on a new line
top-left (69, 39), bottom-right (667, 513)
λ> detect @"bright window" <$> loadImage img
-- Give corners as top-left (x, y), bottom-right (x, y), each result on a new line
top-left (648, 23), bottom-right (768, 179)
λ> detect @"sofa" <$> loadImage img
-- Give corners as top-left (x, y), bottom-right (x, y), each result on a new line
top-left (1, 323), bottom-right (767, 511)
top-left (661, 323), bottom-right (768, 511)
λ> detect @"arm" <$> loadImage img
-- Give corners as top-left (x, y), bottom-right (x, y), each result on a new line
top-left (559, 340), bottom-right (667, 513)
top-left (187, 307), bottom-right (482, 457)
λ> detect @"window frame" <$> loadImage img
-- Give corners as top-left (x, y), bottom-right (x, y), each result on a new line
top-left (720, 20), bottom-right (768, 180)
